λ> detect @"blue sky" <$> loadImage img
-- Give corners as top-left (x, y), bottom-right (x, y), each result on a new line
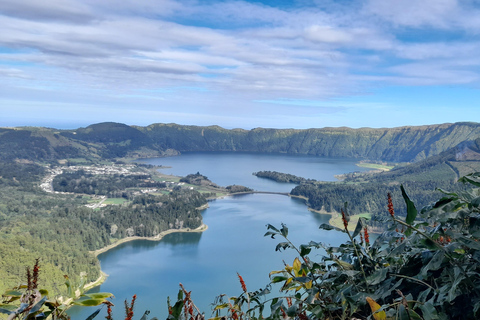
top-left (1, 0), bottom-right (480, 129)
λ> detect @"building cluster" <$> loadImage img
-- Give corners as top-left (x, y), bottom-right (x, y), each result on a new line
top-left (40, 165), bottom-right (138, 194)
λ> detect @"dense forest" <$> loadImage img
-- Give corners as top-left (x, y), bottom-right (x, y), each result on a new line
top-left (0, 160), bottom-right (209, 295)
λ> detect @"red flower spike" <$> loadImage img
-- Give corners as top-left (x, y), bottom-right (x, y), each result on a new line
top-left (237, 272), bottom-right (247, 293)
top-left (286, 297), bottom-right (292, 307)
top-left (32, 259), bottom-right (40, 290)
top-left (26, 267), bottom-right (32, 291)
top-left (387, 193), bottom-right (395, 217)
top-left (341, 209), bottom-right (348, 230)
top-left (106, 306), bottom-right (113, 320)
top-left (364, 227), bottom-right (370, 246)
top-left (124, 295), bottom-right (136, 320)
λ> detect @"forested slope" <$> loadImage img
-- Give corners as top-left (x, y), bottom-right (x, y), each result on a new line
top-left (1, 122), bottom-right (480, 163)
top-left (138, 122), bottom-right (480, 162)
top-left (0, 160), bottom-right (208, 294)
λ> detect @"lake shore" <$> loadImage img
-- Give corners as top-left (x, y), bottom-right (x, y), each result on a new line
top-left (81, 223), bottom-right (209, 292)
top-left (91, 223), bottom-right (209, 257)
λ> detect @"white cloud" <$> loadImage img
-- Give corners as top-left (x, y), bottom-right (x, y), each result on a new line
top-left (1, 0), bottom-right (480, 128)
top-left (0, 0), bottom-right (93, 23)
top-left (365, 0), bottom-right (480, 31)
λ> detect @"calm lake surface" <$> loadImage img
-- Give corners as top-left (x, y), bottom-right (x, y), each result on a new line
top-left (145, 151), bottom-right (367, 192)
top-left (71, 153), bottom-right (367, 319)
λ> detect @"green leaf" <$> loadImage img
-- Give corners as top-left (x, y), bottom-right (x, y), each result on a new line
top-left (0, 308), bottom-right (14, 315)
top-left (264, 231), bottom-right (277, 238)
top-left (310, 305), bottom-right (324, 318)
top-left (420, 251), bottom-right (445, 277)
top-left (28, 296), bottom-right (47, 315)
top-left (471, 196), bottom-right (480, 208)
top-left (335, 259), bottom-right (354, 270)
top-left (275, 242), bottom-right (291, 251)
top-left (169, 300), bottom-right (184, 320)
top-left (458, 172), bottom-right (480, 187)
top-left (73, 298), bottom-right (109, 307)
top-left (85, 308), bottom-right (101, 320)
top-left (366, 268), bottom-right (388, 286)
top-left (352, 217), bottom-right (366, 239)
top-left (417, 288), bottom-right (432, 303)
top-left (3, 290), bottom-right (23, 297)
top-left (458, 236), bottom-right (480, 250)
top-left (280, 224), bottom-right (288, 237)
top-left (270, 298), bottom-right (283, 314)
top-left (299, 245), bottom-right (311, 257)
top-left (401, 185), bottom-right (417, 225)
top-left (266, 224), bottom-right (280, 232)
top-left (448, 266), bottom-right (465, 303)
top-left (64, 276), bottom-right (74, 298)
top-left (213, 303), bottom-right (229, 311)
top-left (286, 304), bottom-right (298, 317)
top-left (177, 289), bottom-right (183, 301)
top-left (419, 301), bottom-right (438, 320)
top-left (406, 309), bottom-right (423, 320)
top-left (319, 223), bottom-right (344, 232)
top-left (84, 293), bottom-right (114, 299)
top-left (271, 276), bottom-right (289, 283)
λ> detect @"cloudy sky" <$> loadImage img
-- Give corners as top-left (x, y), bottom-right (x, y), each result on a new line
top-left (1, 0), bottom-right (480, 129)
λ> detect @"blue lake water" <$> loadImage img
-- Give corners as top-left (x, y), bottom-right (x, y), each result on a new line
top-left (71, 153), bottom-right (367, 319)
top-left (144, 151), bottom-right (367, 192)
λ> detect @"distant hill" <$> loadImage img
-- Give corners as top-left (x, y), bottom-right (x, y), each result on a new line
top-left (137, 122), bottom-right (480, 162)
top-left (1, 122), bottom-right (480, 163)
top-left (290, 137), bottom-right (480, 217)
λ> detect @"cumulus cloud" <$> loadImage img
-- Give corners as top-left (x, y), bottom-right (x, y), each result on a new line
top-left (365, 0), bottom-right (480, 31)
top-left (0, 0), bottom-right (94, 23)
top-left (1, 0), bottom-right (480, 128)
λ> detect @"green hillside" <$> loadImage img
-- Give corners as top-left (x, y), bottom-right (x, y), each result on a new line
top-left (291, 138), bottom-right (480, 219)
top-left (2, 121), bottom-right (480, 163)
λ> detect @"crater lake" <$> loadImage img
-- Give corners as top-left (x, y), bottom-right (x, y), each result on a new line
top-left (71, 152), bottom-right (369, 319)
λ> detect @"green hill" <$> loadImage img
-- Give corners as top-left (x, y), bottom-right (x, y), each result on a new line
top-left (1, 121), bottom-right (480, 163)
top-left (290, 138), bottom-right (480, 218)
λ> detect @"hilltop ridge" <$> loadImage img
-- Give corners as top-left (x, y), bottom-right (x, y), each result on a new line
top-left (1, 121), bottom-right (480, 163)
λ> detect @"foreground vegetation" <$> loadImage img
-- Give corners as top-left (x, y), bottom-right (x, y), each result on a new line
top-left (3, 173), bottom-right (480, 319)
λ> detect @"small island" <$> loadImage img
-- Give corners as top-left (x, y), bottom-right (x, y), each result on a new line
top-left (253, 170), bottom-right (315, 184)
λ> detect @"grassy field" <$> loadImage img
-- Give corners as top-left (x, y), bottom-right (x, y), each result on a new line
top-left (329, 212), bottom-right (372, 231)
top-left (103, 198), bottom-right (128, 205)
top-left (356, 163), bottom-right (394, 171)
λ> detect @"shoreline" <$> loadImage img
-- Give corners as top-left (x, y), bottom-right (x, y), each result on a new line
top-left (82, 224), bottom-right (209, 292)
top-left (91, 223), bottom-right (209, 257)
